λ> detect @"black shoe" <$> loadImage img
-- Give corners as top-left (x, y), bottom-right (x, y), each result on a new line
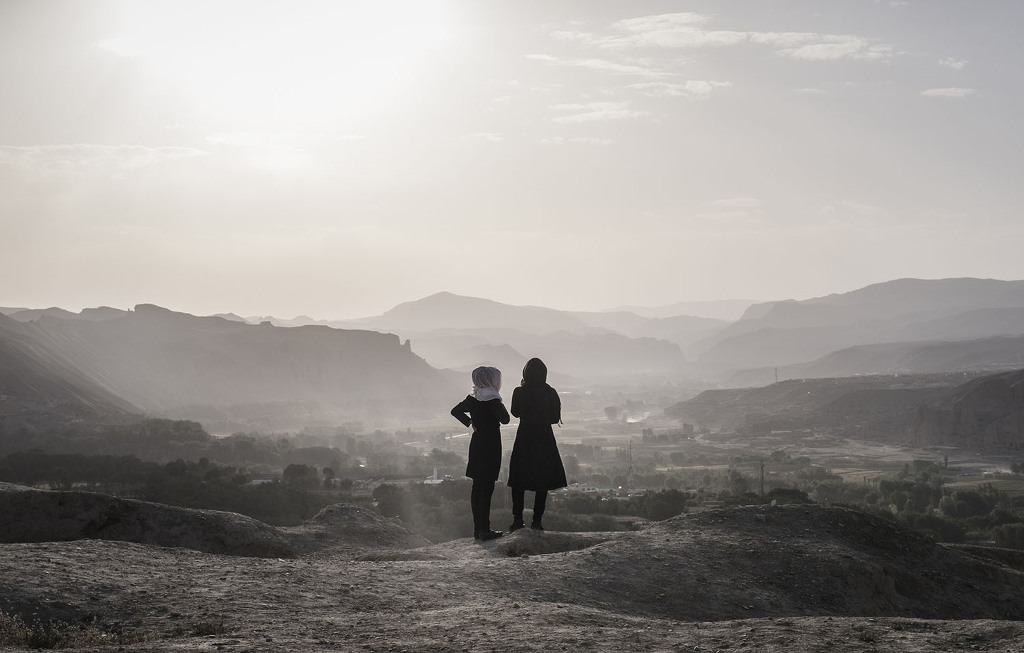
top-left (477, 529), bottom-right (503, 541)
top-left (530, 520), bottom-right (544, 531)
top-left (509, 518), bottom-right (525, 532)
top-left (473, 531), bottom-right (480, 540)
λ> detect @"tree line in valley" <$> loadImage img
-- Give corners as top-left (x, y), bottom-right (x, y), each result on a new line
top-left (7, 418), bottom-right (1024, 548)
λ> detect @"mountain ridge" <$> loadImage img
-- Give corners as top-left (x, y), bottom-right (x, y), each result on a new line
top-left (693, 277), bottom-right (1024, 378)
top-left (0, 312), bottom-right (140, 435)
top-left (1, 305), bottom-right (460, 431)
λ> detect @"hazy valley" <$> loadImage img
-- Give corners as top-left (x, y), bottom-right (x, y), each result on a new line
top-left (5, 277), bottom-right (1024, 650)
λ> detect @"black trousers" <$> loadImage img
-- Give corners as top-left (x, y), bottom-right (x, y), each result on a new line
top-left (511, 488), bottom-right (547, 522)
top-left (471, 480), bottom-right (496, 533)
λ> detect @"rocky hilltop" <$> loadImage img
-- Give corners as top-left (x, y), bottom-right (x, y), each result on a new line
top-left (0, 482), bottom-right (294, 558)
top-left (2, 483), bottom-right (1024, 650)
top-left (0, 482), bottom-right (428, 559)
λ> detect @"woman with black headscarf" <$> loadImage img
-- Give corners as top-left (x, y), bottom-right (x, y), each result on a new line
top-left (507, 357), bottom-right (567, 531)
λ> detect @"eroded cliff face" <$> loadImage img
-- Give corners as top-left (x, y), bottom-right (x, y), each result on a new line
top-left (910, 369), bottom-right (1024, 449)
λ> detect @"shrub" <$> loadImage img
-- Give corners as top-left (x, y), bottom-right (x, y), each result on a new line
top-left (0, 611), bottom-right (156, 649)
top-left (994, 523), bottom-right (1024, 549)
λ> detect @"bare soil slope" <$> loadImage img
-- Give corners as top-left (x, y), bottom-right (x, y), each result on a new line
top-left (0, 483), bottom-right (427, 559)
top-left (2, 485), bottom-right (1024, 651)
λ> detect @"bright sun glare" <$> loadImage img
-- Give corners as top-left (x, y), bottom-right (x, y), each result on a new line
top-left (100, 0), bottom-right (454, 134)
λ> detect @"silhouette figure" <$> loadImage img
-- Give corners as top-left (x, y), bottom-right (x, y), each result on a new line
top-left (451, 366), bottom-right (509, 541)
top-left (507, 358), bottom-right (567, 532)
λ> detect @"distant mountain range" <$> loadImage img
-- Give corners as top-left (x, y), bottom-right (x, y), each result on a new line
top-left (240, 292), bottom-right (717, 382)
top-left (0, 305), bottom-right (458, 433)
top-left (691, 278), bottom-right (1024, 383)
top-left (6, 277), bottom-right (1024, 434)
top-left (606, 299), bottom-right (756, 321)
top-left (247, 280), bottom-right (1024, 384)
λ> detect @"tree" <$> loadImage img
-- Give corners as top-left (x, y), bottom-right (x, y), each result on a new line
top-left (372, 483), bottom-right (409, 520)
top-left (941, 487), bottom-right (999, 519)
top-left (645, 489), bottom-right (688, 520)
top-left (766, 487), bottom-right (810, 505)
top-left (728, 470), bottom-right (749, 495)
top-left (769, 450), bottom-right (791, 463)
top-left (563, 455), bottom-right (580, 479)
top-left (282, 464), bottom-right (320, 489)
top-left (427, 448), bottom-right (464, 471)
top-left (994, 523), bottom-right (1024, 549)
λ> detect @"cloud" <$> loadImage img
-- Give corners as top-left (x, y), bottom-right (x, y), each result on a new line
top-left (472, 133), bottom-right (505, 142)
top-left (527, 54), bottom-right (671, 79)
top-left (527, 52), bottom-right (730, 110)
top-left (552, 12), bottom-right (896, 63)
top-left (939, 57), bottom-right (968, 70)
top-left (0, 144), bottom-right (207, 176)
top-left (921, 87), bottom-right (976, 98)
top-left (551, 102), bottom-right (651, 123)
top-left (542, 136), bottom-right (613, 146)
top-left (793, 88), bottom-right (827, 95)
top-left (627, 80), bottom-right (731, 98)
top-left (208, 133), bottom-right (291, 148)
top-left (608, 13), bottom-right (749, 49)
top-left (565, 58), bottom-right (668, 77)
top-left (205, 132), bottom-right (340, 148)
top-left (774, 37), bottom-right (893, 61)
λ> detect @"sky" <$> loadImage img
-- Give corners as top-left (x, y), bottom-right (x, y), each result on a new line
top-left (1, 0), bottom-right (1022, 319)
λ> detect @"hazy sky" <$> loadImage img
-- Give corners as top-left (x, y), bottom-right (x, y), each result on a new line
top-left (2, 0), bottom-right (1022, 319)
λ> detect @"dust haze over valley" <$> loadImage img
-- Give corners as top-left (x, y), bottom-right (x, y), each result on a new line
top-left (5, 0), bottom-right (1024, 650)
top-left (7, 278), bottom-right (1024, 650)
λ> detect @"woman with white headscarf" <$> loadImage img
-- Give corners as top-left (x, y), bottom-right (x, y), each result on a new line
top-left (451, 366), bottom-right (509, 541)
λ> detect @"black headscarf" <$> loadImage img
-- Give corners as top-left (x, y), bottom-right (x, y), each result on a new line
top-left (522, 358), bottom-right (548, 386)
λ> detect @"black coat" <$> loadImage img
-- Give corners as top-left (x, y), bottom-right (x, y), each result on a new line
top-left (507, 383), bottom-right (567, 491)
top-left (451, 396), bottom-right (510, 482)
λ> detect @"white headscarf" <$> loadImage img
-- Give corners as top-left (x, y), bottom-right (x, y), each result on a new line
top-left (471, 366), bottom-right (502, 401)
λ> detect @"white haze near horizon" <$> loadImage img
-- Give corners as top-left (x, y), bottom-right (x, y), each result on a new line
top-left (1, 0), bottom-right (1023, 320)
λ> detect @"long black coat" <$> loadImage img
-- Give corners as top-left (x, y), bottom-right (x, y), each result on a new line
top-left (451, 396), bottom-right (510, 482)
top-left (507, 383), bottom-right (567, 491)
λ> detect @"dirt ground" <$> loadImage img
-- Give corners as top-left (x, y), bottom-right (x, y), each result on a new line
top-left (3, 486), bottom-right (1024, 651)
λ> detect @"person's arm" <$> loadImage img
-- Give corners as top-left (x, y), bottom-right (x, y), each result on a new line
top-left (510, 387), bottom-right (522, 419)
top-left (495, 401), bottom-right (510, 425)
top-left (451, 398), bottom-right (472, 428)
top-left (549, 387), bottom-right (561, 425)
